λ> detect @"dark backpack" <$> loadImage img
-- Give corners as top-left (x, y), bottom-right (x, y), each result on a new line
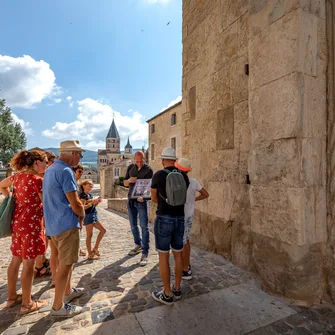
top-left (159, 169), bottom-right (187, 206)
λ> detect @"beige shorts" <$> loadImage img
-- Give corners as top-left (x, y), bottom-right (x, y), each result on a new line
top-left (51, 228), bottom-right (80, 265)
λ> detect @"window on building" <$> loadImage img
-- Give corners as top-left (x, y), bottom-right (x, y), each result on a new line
top-left (171, 137), bottom-right (176, 150)
top-left (151, 123), bottom-right (155, 134)
top-left (114, 168), bottom-right (119, 177)
top-left (112, 139), bottom-right (115, 143)
top-left (171, 113), bottom-right (176, 126)
top-left (151, 144), bottom-right (155, 160)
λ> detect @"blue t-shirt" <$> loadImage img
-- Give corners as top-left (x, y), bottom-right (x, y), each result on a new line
top-left (79, 192), bottom-right (98, 215)
top-left (43, 159), bottom-right (80, 236)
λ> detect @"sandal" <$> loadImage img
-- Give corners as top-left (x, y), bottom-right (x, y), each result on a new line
top-left (93, 249), bottom-right (100, 257)
top-left (34, 266), bottom-right (51, 278)
top-left (20, 300), bottom-right (47, 315)
top-left (6, 294), bottom-right (22, 308)
top-left (79, 250), bottom-right (86, 256)
top-left (88, 251), bottom-right (100, 260)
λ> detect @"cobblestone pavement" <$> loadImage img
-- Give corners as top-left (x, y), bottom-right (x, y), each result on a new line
top-left (0, 200), bottom-right (334, 335)
top-left (247, 304), bottom-right (335, 335)
top-left (0, 200), bottom-right (253, 335)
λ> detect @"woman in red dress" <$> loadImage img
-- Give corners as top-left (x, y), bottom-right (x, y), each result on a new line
top-left (0, 150), bottom-right (49, 314)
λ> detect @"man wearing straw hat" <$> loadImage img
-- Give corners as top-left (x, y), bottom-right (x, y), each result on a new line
top-left (43, 140), bottom-right (86, 317)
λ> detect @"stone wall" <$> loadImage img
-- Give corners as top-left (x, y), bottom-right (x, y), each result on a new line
top-left (100, 166), bottom-right (115, 199)
top-left (326, 0), bottom-right (335, 303)
top-left (147, 102), bottom-right (184, 173)
top-left (115, 186), bottom-right (129, 199)
top-left (182, 0), bottom-right (329, 302)
top-left (182, 0), bottom-right (251, 266)
top-left (107, 198), bottom-right (128, 214)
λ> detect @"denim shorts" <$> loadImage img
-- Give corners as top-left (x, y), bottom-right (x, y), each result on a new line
top-left (84, 212), bottom-right (98, 226)
top-left (154, 215), bottom-right (184, 253)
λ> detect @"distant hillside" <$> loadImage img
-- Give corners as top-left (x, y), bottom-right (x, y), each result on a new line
top-left (43, 147), bottom-right (143, 163)
top-left (43, 147), bottom-right (97, 162)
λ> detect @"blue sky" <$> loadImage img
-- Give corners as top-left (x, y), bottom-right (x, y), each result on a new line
top-left (0, 0), bottom-right (182, 151)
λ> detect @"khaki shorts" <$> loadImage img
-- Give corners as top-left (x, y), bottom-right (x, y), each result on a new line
top-left (51, 228), bottom-right (80, 265)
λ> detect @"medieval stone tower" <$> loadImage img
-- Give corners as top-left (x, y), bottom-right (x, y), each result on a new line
top-left (124, 136), bottom-right (133, 158)
top-left (98, 118), bottom-right (121, 170)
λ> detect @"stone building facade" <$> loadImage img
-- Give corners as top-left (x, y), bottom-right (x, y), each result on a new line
top-left (81, 169), bottom-right (99, 184)
top-left (146, 101), bottom-right (184, 172)
top-left (179, 0), bottom-right (335, 303)
top-left (100, 158), bottom-right (133, 199)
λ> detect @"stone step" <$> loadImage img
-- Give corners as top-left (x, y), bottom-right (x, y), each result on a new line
top-left (68, 281), bottom-right (296, 335)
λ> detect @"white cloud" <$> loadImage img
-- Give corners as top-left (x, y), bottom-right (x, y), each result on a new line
top-left (66, 96), bottom-right (72, 101)
top-left (42, 98), bottom-right (148, 150)
top-left (160, 95), bottom-right (182, 112)
top-left (54, 98), bottom-right (62, 104)
top-left (0, 55), bottom-right (58, 108)
top-left (69, 101), bottom-right (74, 108)
top-left (11, 113), bottom-right (33, 136)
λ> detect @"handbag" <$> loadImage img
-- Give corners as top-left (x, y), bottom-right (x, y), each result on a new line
top-left (0, 194), bottom-right (14, 238)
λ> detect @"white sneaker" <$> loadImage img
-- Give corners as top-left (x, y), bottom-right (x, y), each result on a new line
top-left (50, 303), bottom-right (82, 318)
top-left (64, 287), bottom-right (84, 303)
top-left (139, 254), bottom-right (148, 266)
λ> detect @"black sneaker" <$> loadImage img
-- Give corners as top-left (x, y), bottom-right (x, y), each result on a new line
top-left (182, 270), bottom-right (192, 280)
top-left (152, 289), bottom-right (174, 305)
top-left (172, 286), bottom-right (182, 300)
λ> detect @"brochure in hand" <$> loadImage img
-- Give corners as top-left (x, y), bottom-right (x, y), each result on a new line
top-left (130, 179), bottom-right (152, 200)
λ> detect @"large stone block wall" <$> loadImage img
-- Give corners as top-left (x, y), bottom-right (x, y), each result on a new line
top-left (182, 0), bottom-right (251, 266)
top-left (325, 0), bottom-right (335, 303)
top-left (182, 0), bottom-right (330, 302)
top-left (248, 0), bottom-right (327, 302)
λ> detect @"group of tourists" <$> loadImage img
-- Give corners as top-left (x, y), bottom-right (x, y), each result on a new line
top-left (0, 139), bottom-right (209, 318)
top-left (124, 147), bottom-right (209, 305)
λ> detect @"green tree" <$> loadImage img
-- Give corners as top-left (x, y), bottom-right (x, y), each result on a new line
top-left (0, 99), bottom-right (26, 166)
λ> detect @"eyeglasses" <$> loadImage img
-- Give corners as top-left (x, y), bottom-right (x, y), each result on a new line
top-left (77, 170), bottom-right (83, 174)
top-left (73, 152), bottom-right (83, 159)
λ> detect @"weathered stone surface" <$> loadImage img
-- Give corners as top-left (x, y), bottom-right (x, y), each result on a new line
top-left (250, 185), bottom-right (326, 245)
top-left (249, 10), bottom-right (317, 89)
top-left (252, 234), bottom-right (324, 301)
top-left (248, 138), bottom-right (326, 189)
top-left (249, 0), bottom-right (325, 37)
top-left (234, 101), bottom-right (251, 153)
top-left (216, 107), bottom-right (234, 150)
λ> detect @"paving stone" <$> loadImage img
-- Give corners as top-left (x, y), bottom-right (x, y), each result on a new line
top-left (292, 327), bottom-right (313, 335)
top-left (20, 313), bottom-right (46, 325)
top-left (91, 300), bottom-right (110, 310)
top-left (91, 308), bottom-right (114, 324)
top-left (120, 293), bottom-right (138, 302)
top-left (3, 325), bottom-right (28, 335)
top-left (270, 319), bottom-right (293, 333)
top-left (285, 313), bottom-right (308, 327)
top-left (128, 305), bottom-right (145, 313)
top-left (130, 298), bottom-right (147, 307)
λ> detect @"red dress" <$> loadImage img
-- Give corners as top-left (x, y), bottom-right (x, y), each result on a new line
top-left (10, 173), bottom-right (46, 259)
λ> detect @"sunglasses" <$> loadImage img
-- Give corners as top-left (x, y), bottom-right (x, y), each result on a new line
top-left (73, 152), bottom-right (83, 159)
